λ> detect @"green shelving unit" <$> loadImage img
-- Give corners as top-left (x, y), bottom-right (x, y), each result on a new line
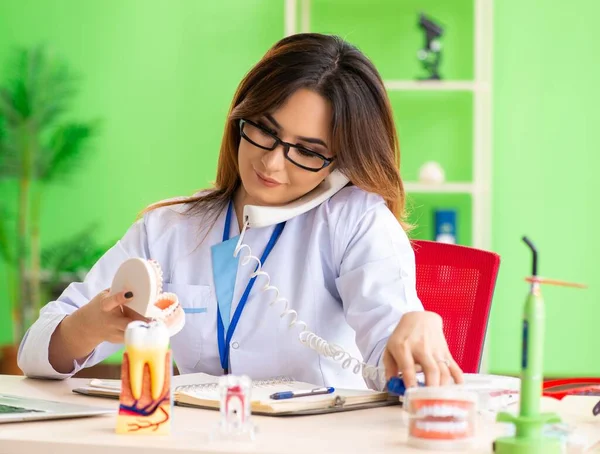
top-left (286, 0), bottom-right (492, 251)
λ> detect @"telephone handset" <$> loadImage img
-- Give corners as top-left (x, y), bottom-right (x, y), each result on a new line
top-left (242, 169), bottom-right (350, 229)
top-left (234, 169), bottom-right (386, 388)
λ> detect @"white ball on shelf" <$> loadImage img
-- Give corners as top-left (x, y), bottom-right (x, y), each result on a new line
top-left (418, 161), bottom-right (446, 185)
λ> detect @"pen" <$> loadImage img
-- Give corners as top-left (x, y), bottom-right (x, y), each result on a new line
top-left (270, 387), bottom-right (335, 400)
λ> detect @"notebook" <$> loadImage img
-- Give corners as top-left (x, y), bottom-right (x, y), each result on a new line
top-left (71, 373), bottom-right (395, 416)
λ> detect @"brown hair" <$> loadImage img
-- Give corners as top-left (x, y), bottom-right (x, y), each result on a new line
top-left (145, 33), bottom-right (409, 230)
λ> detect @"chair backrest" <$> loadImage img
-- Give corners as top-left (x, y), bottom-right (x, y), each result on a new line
top-left (412, 240), bottom-right (500, 373)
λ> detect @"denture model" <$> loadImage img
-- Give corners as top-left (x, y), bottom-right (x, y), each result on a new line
top-left (110, 258), bottom-right (185, 336)
top-left (404, 386), bottom-right (478, 451)
top-left (116, 320), bottom-right (172, 435)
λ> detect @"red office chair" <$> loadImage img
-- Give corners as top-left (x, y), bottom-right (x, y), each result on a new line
top-left (412, 240), bottom-right (501, 373)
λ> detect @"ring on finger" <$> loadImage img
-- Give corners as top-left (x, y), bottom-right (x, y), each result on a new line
top-left (435, 357), bottom-right (451, 367)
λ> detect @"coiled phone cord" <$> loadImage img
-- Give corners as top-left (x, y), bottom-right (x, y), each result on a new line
top-left (234, 223), bottom-right (386, 388)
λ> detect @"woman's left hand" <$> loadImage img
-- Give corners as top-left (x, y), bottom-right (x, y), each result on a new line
top-left (382, 311), bottom-right (464, 388)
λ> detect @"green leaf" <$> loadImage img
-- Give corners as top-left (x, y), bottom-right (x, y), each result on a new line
top-left (0, 45), bottom-right (95, 182)
top-left (0, 114), bottom-right (6, 165)
top-left (0, 205), bottom-right (15, 264)
top-left (41, 225), bottom-right (113, 282)
top-left (1, 49), bottom-right (32, 123)
top-left (30, 46), bottom-right (78, 128)
top-left (0, 115), bottom-right (19, 178)
top-left (39, 121), bottom-right (97, 181)
top-left (0, 46), bottom-right (78, 129)
top-left (0, 88), bottom-right (22, 127)
top-left (0, 147), bottom-right (19, 178)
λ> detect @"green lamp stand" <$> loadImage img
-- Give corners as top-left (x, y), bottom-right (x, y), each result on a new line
top-left (494, 237), bottom-right (563, 454)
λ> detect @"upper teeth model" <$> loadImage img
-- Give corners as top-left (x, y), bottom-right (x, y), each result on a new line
top-left (110, 258), bottom-right (185, 336)
top-left (124, 320), bottom-right (170, 400)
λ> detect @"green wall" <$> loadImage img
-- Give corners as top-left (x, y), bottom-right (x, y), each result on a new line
top-left (489, 0), bottom-right (600, 376)
top-left (2, 0), bottom-right (596, 377)
top-left (311, 0), bottom-right (475, 245)
top-left (0, 0), bottom-right (284, 347)
top-left (0, 0), bottom-right (474, 351)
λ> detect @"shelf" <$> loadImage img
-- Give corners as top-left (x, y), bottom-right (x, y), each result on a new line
top-left (384, 80), bottom-right (477, 91)
top-left (403, 182), bottom-right (474, 194)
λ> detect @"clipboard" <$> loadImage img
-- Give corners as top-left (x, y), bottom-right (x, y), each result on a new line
top-left (72, 376), bottom-right (398, 416)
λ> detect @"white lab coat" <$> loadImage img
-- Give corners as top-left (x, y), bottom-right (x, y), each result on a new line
top-left (17, 186), bottom-right (423, 390)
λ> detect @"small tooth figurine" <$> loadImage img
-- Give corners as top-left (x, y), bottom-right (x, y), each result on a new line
top-left (209, 374), bottom-right (256, 441)
top-left (116, 320), bottom-right (172, 435)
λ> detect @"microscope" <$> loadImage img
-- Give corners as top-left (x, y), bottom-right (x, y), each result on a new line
top-left (417, 13), bottom-right (444, 80)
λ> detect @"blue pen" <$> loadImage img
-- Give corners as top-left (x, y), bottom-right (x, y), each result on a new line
top-left (270, 387), bottom-right (335, 400)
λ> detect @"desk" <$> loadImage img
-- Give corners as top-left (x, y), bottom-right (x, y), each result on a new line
top-left (0, 375), bottom-right (594, 454)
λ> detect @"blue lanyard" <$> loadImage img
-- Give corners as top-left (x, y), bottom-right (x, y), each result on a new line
top-left (216, 200), bottom-right (285, 374)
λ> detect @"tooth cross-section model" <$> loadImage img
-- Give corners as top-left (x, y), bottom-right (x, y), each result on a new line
top-left (110, 257), bottom-right (185, 336)
top-left (116, 320), bottom-right (172, 435)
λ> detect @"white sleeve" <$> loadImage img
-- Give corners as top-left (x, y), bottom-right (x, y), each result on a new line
top-left (17, 218), bottom-right (150, 379)
top-left (334, 196), bottom-right (423, 390)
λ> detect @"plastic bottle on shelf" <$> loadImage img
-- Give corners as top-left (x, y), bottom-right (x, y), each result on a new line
top-left (434, 209), bottom-right (457, 244)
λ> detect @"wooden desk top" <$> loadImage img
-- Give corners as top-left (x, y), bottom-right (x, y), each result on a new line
top-left (0, 375), bottom-right (595, 454)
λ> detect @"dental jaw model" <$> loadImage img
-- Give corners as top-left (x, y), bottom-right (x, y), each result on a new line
top-left (116, 320), bottom-right (173, 435)
top-left (404, 386), bottom-right (478, 451)
top-left (110, 258), bottom-right (185, 336)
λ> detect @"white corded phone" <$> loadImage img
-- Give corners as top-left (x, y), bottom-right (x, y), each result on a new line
top-left (241, 169), bottom-right (350, 228)
top-left (233, 169), bottom-right (386, 388)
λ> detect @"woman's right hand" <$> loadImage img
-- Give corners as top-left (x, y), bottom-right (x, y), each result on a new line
top-left (68, 289), bottom-right (147, 344)
top-left (49, 288), bottom-right (147, 374)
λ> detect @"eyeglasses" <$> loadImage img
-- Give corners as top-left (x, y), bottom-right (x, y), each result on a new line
top-left (239, 118), bottom-right (334, 172)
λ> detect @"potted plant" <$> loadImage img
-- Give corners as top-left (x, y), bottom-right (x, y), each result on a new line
top-left (0, 45), bottom-right (98, 374)
top-left (41, 226), bottom-right (117, 301)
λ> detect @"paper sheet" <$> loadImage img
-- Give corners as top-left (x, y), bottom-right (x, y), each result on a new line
top-left (88, 372), bottom-right (222, 392)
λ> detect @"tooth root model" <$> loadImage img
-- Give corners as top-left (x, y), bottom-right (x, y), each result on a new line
top-left (110, 258), bottom-right (185, 336)
top-left (116, 320), bottom-right (172, 435)
top-left (216, 374), bottom-right (255, 440)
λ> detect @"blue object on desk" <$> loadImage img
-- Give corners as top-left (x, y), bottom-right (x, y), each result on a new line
top-left (270, 387), bottom-right (334, 400)
top-left (386, 377), bottom-right (425, 396)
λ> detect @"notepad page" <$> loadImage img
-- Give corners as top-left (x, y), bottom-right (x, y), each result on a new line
top-left (180, 381), bottom-right (388, 408)
top-left (88, 372), bottom-right (221, 392)
top-left (174, 372), bottom-right (222, 388)
top-left (180, 380), bottom-right (317, 403)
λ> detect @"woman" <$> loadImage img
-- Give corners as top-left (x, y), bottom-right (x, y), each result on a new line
top-left (18, 33), bottom-right (462, 391)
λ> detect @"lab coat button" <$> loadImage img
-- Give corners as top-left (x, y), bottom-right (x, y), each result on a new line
top-left (232, 341), bottom-right (240, 349)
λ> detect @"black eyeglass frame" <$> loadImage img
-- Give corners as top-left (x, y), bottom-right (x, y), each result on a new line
top-left (239, 118), bottom-right (334, 172)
